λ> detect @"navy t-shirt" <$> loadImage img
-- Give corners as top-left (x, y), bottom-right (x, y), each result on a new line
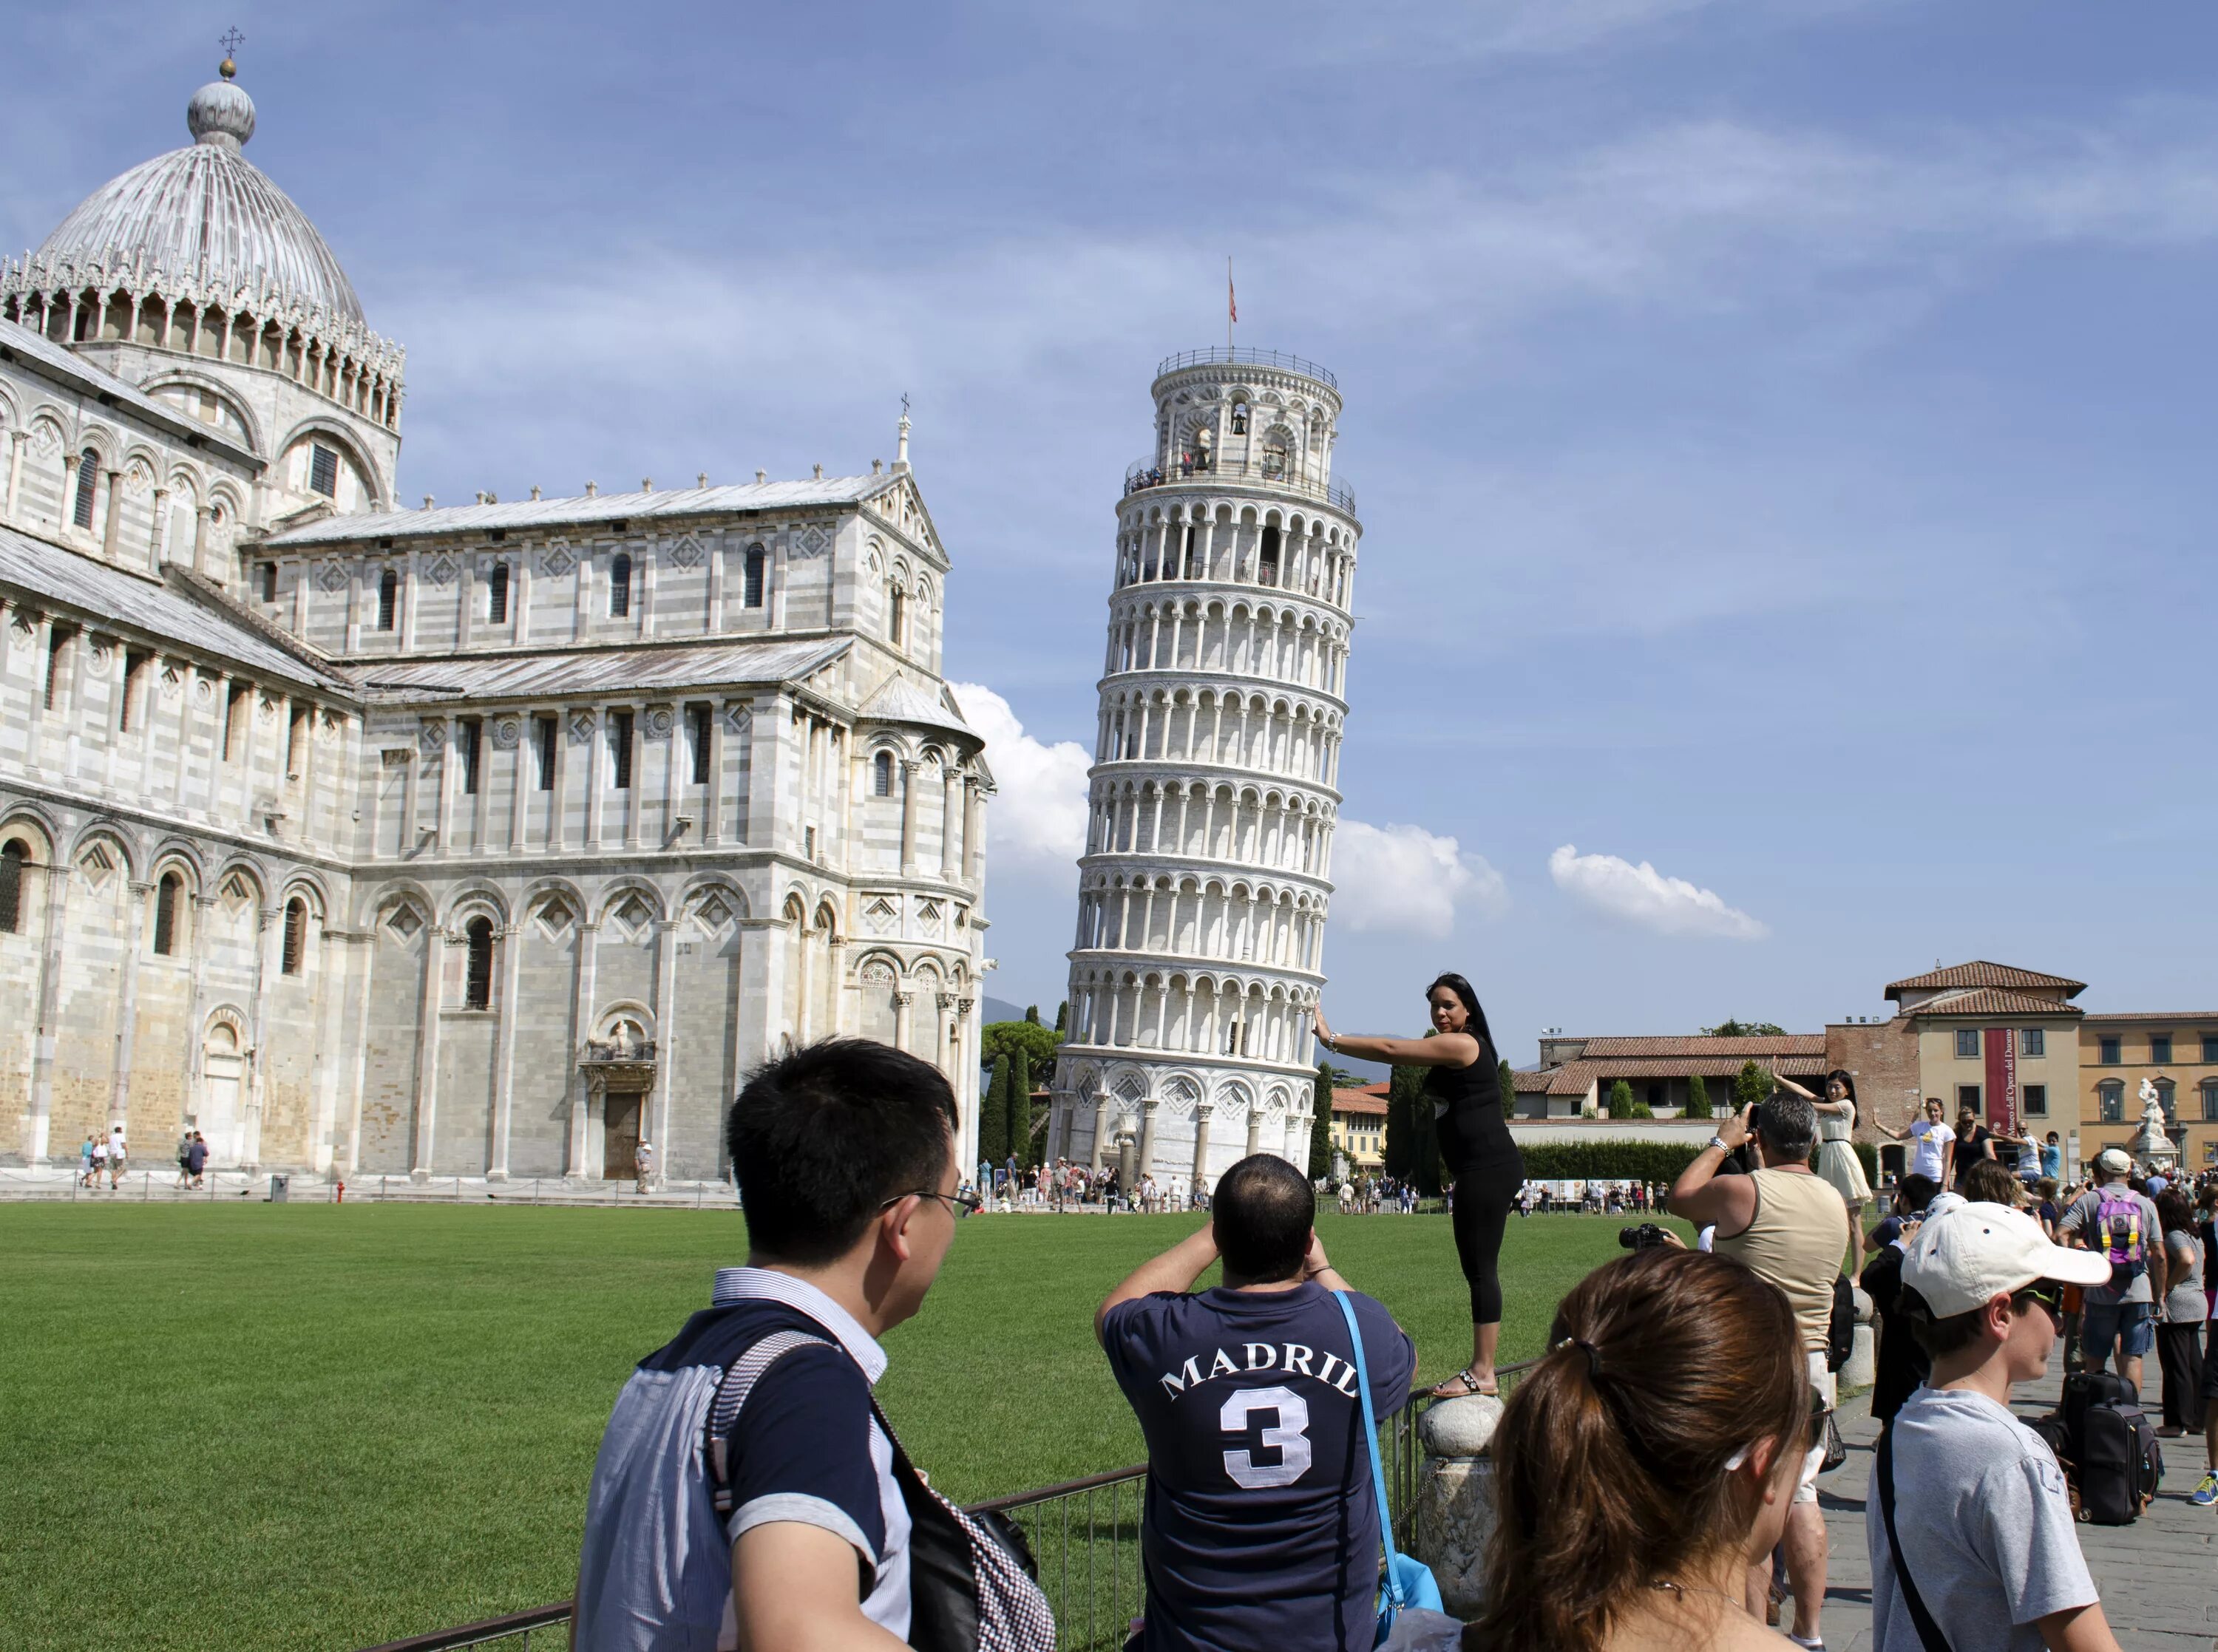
top-left (1102, 1283), bottom-right (1416, 1652)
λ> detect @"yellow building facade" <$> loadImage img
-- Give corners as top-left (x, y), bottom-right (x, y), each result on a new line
top-left (2078, 1014), bottom-right (2218, 1173)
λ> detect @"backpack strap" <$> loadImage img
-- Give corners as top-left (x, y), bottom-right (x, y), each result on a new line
top-left (1876, 1426), bottom-right (1954, 1652)
top-left (703, 1330), bottom-right (833, 1517)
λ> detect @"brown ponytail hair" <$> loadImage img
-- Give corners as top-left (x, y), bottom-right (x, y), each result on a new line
top-left (1472, 1249), bottom-right (1808, 1652)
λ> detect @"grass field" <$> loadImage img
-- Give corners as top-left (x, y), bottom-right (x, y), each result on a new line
top-left (0, 1201), bottom-right (1664, 1651)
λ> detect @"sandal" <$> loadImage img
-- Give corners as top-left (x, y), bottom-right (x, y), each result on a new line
top-left (1430, 1367), bottom-right (1499, 1399)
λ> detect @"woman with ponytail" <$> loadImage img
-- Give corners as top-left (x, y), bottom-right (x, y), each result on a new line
top-left (1468, 1248), bottom-right (1810, 1652)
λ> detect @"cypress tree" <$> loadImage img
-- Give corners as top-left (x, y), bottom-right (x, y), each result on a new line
top-left (1309, 1061), bottom-right (1336, 1179)
top-left (1685, 1075), bottom-right (1714, 1120)
top-left (980, 1054), bottom-right (1011, 1174)
top-left (1499, 1058), bottom-right (1516, 1112)
top-left (1023, 1004), bottom-right (1040, 1025)
top-left (1055, 1001), bottom-right (1068, 1032)
top-left (1732, 1059), bottom-right (1771, 1117)
top-left (1607, 1078), bottom-right (1651, 1119)
top-left (1010, 1047), bottom-right (1035, 1169)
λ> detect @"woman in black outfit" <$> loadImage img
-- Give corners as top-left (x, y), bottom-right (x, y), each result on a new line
top-left (1315, 972), bottom-right (1522, 1397)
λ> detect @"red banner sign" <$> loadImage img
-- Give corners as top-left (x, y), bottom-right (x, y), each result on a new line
top-left (1984, 1027), bottom-right (2017, 1135)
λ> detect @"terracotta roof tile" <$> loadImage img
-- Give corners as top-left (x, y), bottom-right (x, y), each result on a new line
top-left (2077, 1011), bottom-right (2218, 1025)
top-left (1900, 987), bottom-right (2086, 1019)
top-left (1330, 1087), bottom-right (1388, 1115)
top-left (1885, 961), bottom-right (2086, 999)
top-left (1575, 1035), bottom-right (1828, 1058)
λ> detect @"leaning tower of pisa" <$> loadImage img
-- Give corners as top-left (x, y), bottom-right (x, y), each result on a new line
top-left (1047, 347), bottom-right (1360, 1188)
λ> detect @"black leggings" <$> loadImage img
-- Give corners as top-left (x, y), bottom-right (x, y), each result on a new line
top-left (1450, 1166), bottom-right (1516, 1325)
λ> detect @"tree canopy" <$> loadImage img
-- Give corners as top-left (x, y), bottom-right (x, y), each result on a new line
top-left (1701, 1019), bottom-right (1788, 1038)
top-left (982, 1019), bottom-right (1062, 1082)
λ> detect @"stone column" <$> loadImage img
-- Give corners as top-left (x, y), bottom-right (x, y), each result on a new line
top-left (1413, 1398), bottom-right (1506, 1619)
top-left (3, 429), bottom-right (25, 520)
top-left (101, 467), bottom-right (123, 559)
top-left (1090, 1087), bottom-right (1113, 1171)
top-left (898, 758), bottom-right (920, 874)
top-left (193, 503), bottom-right (213, 574)
top-left (1137, 1098), bottom-right (1161, 1179)
top-left (487, 922), bottom-right (524, 1180)
top-left (148, 486), bottom-right (168, 568)
top-left (24, 859), bottom-right (70, 1165)
top-left (410, 925), bottom-right (450, 1181)
top-left (892, 989), bottom-right (913, 1055)
top-left (649, 917), bottom-right (679, 1166)
top-left (565, 920), bottom-right (600, 1178)
top-left (1245, 1104), bottom-right (1263, 1160)
top-left (109, 881), bottom-right (152, 1128)
top-left (1190, 1101), bottom-right (1213, 1189)
top-left (939, 764), bottom-right (962, 879)
top-left (965, 781), bottom-right (990, 886)
top-left (243, 905), bottom-right (279, 1170)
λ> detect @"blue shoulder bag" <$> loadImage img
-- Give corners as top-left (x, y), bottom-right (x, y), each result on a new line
top-left (1332, 1291), bottom-right (1445, 1644)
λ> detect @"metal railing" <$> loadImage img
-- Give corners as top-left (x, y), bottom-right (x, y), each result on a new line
top-left (366, 1366), bottom-right (1536, 1651)
top-left (1123, 455), bottom-right (1356, 516)
top-left (1156, 347), bottom-right (1339, 390)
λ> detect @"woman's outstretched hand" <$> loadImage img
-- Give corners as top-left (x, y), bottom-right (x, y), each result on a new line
top-left (1314, 1007), bottom-right (1336, 1047)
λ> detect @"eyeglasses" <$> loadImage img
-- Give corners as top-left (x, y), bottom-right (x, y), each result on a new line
top-left (2015, 1281), bottom-right (2064, 1326)
top-left (883, 1189), bottom-right (983, 1216)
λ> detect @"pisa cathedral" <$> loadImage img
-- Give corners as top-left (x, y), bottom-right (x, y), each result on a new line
top-left (0, 61), bottom-right (993, 1183)
top-left (1048, 350), bottom-right (1360, 1186)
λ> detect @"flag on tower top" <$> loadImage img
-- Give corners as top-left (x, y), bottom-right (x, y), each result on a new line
top-left (1227, 257), bottom-right (1237, 324)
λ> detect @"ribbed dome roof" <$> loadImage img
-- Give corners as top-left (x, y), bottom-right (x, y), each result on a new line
top-left (33, 67), bottom-right (364, 325)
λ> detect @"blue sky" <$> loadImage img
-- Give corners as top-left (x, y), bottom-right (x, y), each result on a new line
top-left (11, 3), bottom-right (2217, 1061)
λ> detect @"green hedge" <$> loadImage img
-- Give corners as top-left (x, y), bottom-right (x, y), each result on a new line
top-left (1506, 1139), bottom-right (1883, 1187)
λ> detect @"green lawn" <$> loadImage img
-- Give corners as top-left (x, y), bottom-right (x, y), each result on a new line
top-left (0, 1202), bottom-right (1655, 1651)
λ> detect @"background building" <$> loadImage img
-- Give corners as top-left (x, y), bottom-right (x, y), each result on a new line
top-left (1048, 347), bottom-right (1360, 1185)
top-left (0, 61), bottom-right (992, 1183)
top-left (2078, 1013), bottom-right (2218, 1172)
top-left (1329, 1081), bottom-right (1387, 1170)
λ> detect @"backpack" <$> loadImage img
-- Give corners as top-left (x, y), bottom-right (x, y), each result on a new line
top-left (2041, 1371), bottom-right (2163, 1526)
top-left (2094, 1190), bottom-right (2146, 1288)
top-left (706, 1332), bottom-right (1056, 1652)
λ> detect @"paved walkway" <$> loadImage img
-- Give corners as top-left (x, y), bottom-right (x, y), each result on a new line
top-left (1816, 1361), bottom-right (2214, 1652)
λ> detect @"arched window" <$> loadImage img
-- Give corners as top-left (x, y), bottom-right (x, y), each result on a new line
top-left (153, 872), bottom-right (182, 956)
top-left (743, 544), bottom-right (766, 608)
top-left (609, 554), bottom-right (633, 618)
top-left (488, 562), bottom-right (509, 624)
top-left (874, 751), bottom-right (895, 797)
top-left (0, 839), bottom-right (27, 933)
top-left (259, 561), bottom-right (278, 602)
top-left (376, 569), bottom-right (399, 630)
top-left (72, 449), bottom-right (99, 529)
top-left (1230, 400), bottom-right (1249, 436)
top-left (888, 588), bottom-right (906, 646)
top-left (1258, 526), bottom-right (1281, 586)
top-left (465, 917), bottom-right (495, 1009)
top-left (2097, 1080), bottom-right (2124, 1124)
top-left (281, 897), bottom-right (307, 975)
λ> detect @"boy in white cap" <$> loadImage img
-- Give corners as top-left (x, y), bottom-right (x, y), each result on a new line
top-left (1868, 1201), bottom-right (2120, 1652)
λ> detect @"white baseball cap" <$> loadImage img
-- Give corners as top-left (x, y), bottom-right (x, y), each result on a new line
top-left (1902, 1200), bottom-right (2112, 1318)
top-left (2095, 1148), bottom-right (2133, 1177)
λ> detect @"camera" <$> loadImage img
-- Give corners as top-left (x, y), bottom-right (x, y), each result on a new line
top-left (1618, 1223), bottom-right (1669, 1251)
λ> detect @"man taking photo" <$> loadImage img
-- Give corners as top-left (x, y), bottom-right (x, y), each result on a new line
top-left (1669, 1090), bottom-right (1850, 1652)
top-left (1097, 1153), bottom-right (1416, 1652)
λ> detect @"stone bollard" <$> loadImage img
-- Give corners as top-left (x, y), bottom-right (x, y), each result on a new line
top-left (1411, 1393), bottom-right (1504, 1619)
top-left (1839, 1285), bottom-right (1876, 1392)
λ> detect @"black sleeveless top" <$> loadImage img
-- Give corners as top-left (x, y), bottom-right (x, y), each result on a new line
top-left (1425, 1041), bottom-right (1520, 1180)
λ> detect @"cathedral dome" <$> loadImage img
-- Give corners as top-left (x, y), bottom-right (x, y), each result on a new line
top-left (31, 64), bottom-right (364, 325)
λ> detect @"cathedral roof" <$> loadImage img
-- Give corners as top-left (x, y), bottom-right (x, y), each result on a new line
top-left (25, 63), bottom-right (365, 327)
top-left (352, 637), bottom-right (852, 703)
top-left (0, 315), bottom-right (260, 468)
top-left (859, 674), bottom-right (974, 738)
top-left (0, 526), bottom-right (348, 692)
top-left (265, 475), bottom-right (906, 547)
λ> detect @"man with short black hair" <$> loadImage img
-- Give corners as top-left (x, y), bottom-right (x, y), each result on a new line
top-left (573, 1039), bottom-right (978, 1651)
top-left (1097, 1154), bottom-right (1415, 1652)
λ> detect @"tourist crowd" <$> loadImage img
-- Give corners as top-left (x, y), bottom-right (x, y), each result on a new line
top-left (569, 1044), bottom-right (2214, 1652)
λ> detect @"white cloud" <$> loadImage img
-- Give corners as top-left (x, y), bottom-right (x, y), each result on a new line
top-left (1332, 822), bottom-right (1508, 939)
top-left (1547, 843), bottom-right (1768, 939)
top-left (948, 683), bottom-right (1092, 877)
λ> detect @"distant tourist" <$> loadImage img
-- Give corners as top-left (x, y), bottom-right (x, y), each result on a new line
top-left (571, 1039), bottom-right (1036, 1651)
top-left (1868, 1202), bottom-right (2120, 1652)
top-left (633, 1138), bottom-right (654, 1196)
top-left (107, 1125), bottom-right (127, 1188)
top-left (2057, 1148), bottom-right (2168, 1395)
top-left (175, 1129), bottom-right (194, 1189)
top-left (1096, 1152), bottom-right (1414, 1652)
top-left (1315, 971), bottom-right (1521, 1399)
top-left (78, 1134), bottom-right (97, 1188)
top-left (1948, 1104), bottom-right (1996, 1194)
top-left (1471, 1248), bottom-right (1809, 1652)
top-left (90, 1135), bottom-right (109, 1189)
top-left (187, 1132), bottom-right (208, 1189)
top-left (1877, 1098), bottom-right (1955, 1190)
top-left (2153, 1190), bottom-right (2204, 1440)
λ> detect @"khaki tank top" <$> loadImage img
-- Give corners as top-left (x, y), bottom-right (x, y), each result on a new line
top-left (1713, 1168), bottom-right (1848, 1353)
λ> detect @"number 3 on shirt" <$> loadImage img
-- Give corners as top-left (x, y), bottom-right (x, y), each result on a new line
top-left (1220, 1386), bottom-right (1313, 1489)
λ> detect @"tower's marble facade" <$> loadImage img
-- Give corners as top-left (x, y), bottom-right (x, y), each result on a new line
top-left (1048, 349), bottom-right (1360, 1185)
top-left (0, 62), bottom-right (992, 1182)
